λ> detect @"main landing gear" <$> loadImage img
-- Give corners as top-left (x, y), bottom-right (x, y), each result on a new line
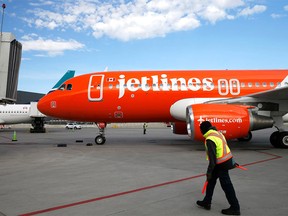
top-left (270, 131), bottom-right (288, 148)
top-left (237, 130), bottom-right (288, 148)
top-left (95, 122), bottom-right (106, 145)
top-left (237, 132), bottom-right (252, 142)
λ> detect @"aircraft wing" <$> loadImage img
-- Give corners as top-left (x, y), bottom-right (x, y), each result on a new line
top-left (247, 86), bottom-right (288, 100)
top-left (208, 86), bottom-right (288, 105)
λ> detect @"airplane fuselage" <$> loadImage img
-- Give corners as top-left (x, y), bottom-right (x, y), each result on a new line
top-left (38, 70), bottom-right (288, 123)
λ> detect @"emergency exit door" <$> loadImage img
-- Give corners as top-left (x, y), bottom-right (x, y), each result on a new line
top-left (88, 74), bottom-right (104, 101)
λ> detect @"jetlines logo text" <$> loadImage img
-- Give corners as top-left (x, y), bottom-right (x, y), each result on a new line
top-left (197, 116), bottom-right (243, 124)
top-left (118, 74), bottom-right (214, 98)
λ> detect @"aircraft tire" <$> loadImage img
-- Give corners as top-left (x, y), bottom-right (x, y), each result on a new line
top-left (276, 132), bottom-right (288, 149)
top-left (270, 131), bottom-right (280, 148)
top-left (237, 132), bottom-right (252, 142)
top-left (95, 135), bottom-right (106, 145)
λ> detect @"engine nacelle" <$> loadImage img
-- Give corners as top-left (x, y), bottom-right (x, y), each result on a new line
top-left (171, 122), bottom-right (188, 135)
top-left (186, 104), bottom-right (274, 141)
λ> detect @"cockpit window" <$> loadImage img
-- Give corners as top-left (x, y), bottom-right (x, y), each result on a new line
top-left (58, 84), bottom-right (66, 90)
top-left (67, 84), bottom-right (72, 90)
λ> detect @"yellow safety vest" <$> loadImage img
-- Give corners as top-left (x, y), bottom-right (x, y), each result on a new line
top-left (204, 129), bottom-right (233, 164)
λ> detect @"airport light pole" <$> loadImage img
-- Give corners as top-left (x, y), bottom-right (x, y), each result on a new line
top-left (1, 3), bottom-right (6, 36)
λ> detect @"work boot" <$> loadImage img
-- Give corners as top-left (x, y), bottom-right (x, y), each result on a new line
top-left (196, 200), bottom-right (211, 210)
top-left (221, 207), bottom-right (241, 215)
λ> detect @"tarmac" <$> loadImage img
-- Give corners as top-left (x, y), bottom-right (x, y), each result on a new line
top-left (0, 124), bottom-right (287, 216)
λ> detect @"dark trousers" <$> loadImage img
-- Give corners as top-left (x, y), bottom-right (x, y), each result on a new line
top-left (203, 168), bottom-right (240, 210)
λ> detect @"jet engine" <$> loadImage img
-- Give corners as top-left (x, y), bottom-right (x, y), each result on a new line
top-left (186, 104), bottom-right (274, 141)
top-left (171, 122), bottom-right (188, 135)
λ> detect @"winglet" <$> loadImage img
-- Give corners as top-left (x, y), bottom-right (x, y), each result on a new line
top-left (51, 70), bottom-right (75, 90)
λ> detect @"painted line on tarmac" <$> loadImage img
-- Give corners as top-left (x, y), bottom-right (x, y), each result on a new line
top-left (19, 151), bottom-right (282, 216)
top-left (242, 151), bottom-right (282, 166)
top-left (18, 174), bottom-right (206, 216)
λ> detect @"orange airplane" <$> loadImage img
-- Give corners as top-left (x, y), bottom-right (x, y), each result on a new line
top-left (37, 69), bottom-right (288, 148)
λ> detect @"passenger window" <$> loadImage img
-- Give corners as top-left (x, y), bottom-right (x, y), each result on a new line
top-left (270, 82), bottom-right (274, 87)
top-left (67, 84), bottom-right (72, 90)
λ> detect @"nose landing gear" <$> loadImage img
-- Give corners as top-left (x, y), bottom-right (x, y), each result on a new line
top-left (95, 122), bottom-right (106, 145)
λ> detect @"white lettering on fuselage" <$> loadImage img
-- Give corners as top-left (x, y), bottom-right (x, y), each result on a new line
top-left (118, 74), bottom-right (216, 98)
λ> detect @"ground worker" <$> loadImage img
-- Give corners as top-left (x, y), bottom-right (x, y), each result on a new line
top-left (143, 123), bottom-right (148, 134)
top-left (196, 121), bottom-right (241, 215)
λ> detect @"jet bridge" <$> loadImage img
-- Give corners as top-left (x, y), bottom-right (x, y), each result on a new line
top-left (0, 32), bottom-right (22, 103)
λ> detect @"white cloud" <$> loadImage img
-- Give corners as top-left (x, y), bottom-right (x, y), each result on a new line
top-left (272, 5), bottom-right (288, 18)
top-left (271, 13), bottom-right (286, 19)
top-left (20, 34), bottom-right (85, 57)
top-left (24, 0), bottom-right (267, 41)
top-left (29, 0), bottom-right (54, 7)
top-left (200, 5), bottom-right (228, 23)
top-left (238, 5), bottom-right (267, 16)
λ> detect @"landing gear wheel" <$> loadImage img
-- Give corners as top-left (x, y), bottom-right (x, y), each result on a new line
top-left (95, 122), bottom-right (107, 145)
top-left (237, 132), bottom-right (252, 142)
top-left (277, 132), bottom-right (288, 148)
top-left (270, 131), bottom-right (288, 148)
top-left (95, 135), bottom-right (106, 145)
top-left (270, 131), bottom-right (280, 148)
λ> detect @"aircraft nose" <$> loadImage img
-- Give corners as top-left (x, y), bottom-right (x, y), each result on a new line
top-left (37, 96), bottom-right (52, 116)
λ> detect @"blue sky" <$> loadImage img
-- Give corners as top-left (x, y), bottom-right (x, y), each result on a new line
top-left (1, 0), bottom-right (288, 93)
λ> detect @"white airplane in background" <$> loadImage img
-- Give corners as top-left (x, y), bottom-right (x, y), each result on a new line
top-left (0, 103), bottom-right (31, 125)
top-left (0, 70), bottom-right (75, 127)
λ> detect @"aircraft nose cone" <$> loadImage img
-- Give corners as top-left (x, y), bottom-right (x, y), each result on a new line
top-left (37, 96), bottom-right (51, 116)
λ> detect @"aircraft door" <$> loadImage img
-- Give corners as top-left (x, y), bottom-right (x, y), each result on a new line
top-left (88, 74), bottom-right (104, 101)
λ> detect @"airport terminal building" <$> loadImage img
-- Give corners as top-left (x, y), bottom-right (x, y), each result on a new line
top-left (16, 91), bottom-right (44, 104)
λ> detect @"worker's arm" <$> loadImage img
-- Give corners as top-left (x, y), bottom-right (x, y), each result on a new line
top-left (206, 140), bottom-right (217, 180)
